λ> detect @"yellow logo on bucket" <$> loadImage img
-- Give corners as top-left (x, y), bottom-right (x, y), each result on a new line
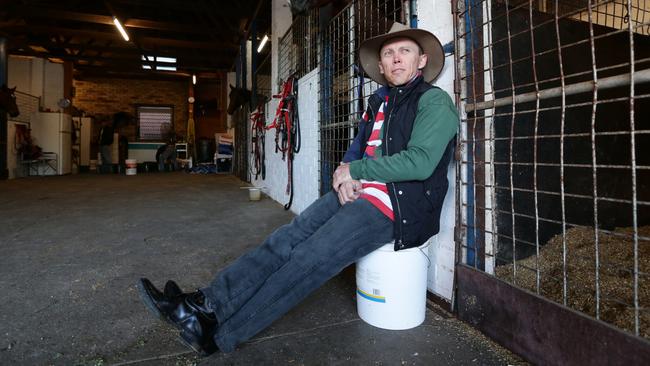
top-left (357, 287), bottom-right (386, 303)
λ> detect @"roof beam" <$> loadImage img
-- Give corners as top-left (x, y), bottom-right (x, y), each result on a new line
top-left (10, 48), bottom-right (233, 69)
top-left (18, 6), bottom-right (213, 35)
top-left (6, 25), bottom-right (236, 49)
top-left (73, 63), bottom-right (228, 77)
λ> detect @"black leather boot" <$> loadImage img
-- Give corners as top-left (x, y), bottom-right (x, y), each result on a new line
top-left (164, 280), bottom-right (183, 298)
top-left (137, 278), bottom-right (183, 322)
top-left (172, 291), bottom-right (219, 355)
top-left (137, 278), bottom-right (219, 356)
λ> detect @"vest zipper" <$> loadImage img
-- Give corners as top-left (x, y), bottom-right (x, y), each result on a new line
top-left (384, 90), bottom-right (404, 246)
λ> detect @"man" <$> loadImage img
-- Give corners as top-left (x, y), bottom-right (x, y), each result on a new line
top-left (98, 119), bottom-right (114, 173)
top-left (137, 22), bottom-right (458, 356)
top-left (156, 140), bottom-right (177, 172)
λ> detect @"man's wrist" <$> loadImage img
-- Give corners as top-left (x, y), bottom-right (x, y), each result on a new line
top-left (348, 160), bottom-right (362, 180)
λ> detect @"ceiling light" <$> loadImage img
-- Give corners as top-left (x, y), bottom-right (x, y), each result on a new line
top-left (113, 17), bottom-right (130, 42)
top-left (157, 66), bottom-right (177, 71)
top-left (157, 56), bottom-right (176, 63)
top-left (257, 34), bottom-right (269, 53)
top-left (192, 74), bottom-right (197, 85)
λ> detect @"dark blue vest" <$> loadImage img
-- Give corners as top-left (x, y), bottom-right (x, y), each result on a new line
top-left (360, 76), bottom-right (455, 250)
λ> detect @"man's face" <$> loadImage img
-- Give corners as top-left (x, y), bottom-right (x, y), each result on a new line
top-left (378, 37), bottom-right (427, 87)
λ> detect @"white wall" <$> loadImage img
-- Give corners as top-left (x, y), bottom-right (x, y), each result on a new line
top-left (7, 56), bottom-right (34, 93)
top-left (8, 56), bottom-right (63, 111)
top-left (8, 56), bottom-right (43, 98)
top-left (272, 0), bottom-right (292, 95)
top-left (246, 40), bottom-right (252, 91)
top-left (7, 56), bottom-right (65, 179)
top-left (253, 0), bottom-right (317, 215)
top-left (251, 68), bottom-right (320, 215)
top-left (42, 61), bottom-right (64, 111)
top-left (286, 68), bottom-right (320, 214)
top-left (418, 0), bottom-right (458, 301)
top-left (250, 97), bottom-right (284, 202)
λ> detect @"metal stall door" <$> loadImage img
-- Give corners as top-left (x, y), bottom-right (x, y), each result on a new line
top-left (319, 0), bottom-right (406, 195)
top-left (454, 0), bottom-right (650, 363)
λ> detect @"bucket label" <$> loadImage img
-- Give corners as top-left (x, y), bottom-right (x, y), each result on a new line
top-left (358, 267), bottom-right (382, 284)
top-left (357, 287), bottom-right (386, 303)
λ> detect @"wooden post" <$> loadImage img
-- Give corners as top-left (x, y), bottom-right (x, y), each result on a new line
top-left (0, 37), bottom-right (8, 179)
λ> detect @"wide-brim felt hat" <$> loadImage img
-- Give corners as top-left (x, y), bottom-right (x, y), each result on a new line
top-left (359, 22), bottom-right (444, 85)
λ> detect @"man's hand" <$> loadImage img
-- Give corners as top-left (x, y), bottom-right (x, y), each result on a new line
top-left (337, 180), bottom-right (363, 205)
top-left (333, 163), bottom-right (353, 192)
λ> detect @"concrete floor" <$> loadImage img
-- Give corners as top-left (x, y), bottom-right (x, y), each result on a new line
top-left (0, 173), bottom-right (525, 365)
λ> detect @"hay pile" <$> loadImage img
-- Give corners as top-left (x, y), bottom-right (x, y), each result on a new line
top-left (495, 226), bottom-right (650, 338)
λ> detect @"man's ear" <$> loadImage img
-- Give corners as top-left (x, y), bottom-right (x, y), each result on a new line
top-left (378, 61), bottom-right (385, 75)
top-left (418, 54), bottom-right (428, 70)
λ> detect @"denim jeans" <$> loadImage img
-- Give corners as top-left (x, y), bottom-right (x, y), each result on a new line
top-left (200, 191), bottom-right (394, 352)
top-left (158, 145), bottom-right (177, 172)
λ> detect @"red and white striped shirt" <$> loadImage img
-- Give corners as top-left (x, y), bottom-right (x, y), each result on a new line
top-left (359, 96), bottom-right (394, 220)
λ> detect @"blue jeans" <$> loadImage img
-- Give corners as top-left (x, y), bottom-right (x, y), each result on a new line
top-left (201, 191), bottom-right (394, 352)
top-left (158, 145), bottom-right (177, 172)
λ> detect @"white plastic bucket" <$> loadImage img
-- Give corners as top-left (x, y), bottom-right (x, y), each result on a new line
top-left (125, 158), bottom-right (137, 169)
top-left (249, 188), bottom-right (261, 201)
top-left (356, 242), bottom-right (430, 330)
top-left (125, 159), bottom-right (137, 175)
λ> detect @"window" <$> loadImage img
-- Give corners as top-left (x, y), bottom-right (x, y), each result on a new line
top-left (141, 55), bottom-right (177, 71)
top-left (137, 106), bottom-right (173, 141)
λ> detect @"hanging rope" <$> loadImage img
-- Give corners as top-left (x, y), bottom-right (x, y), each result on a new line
top-left (250, 103), bottom-right (266, 180)
top-left (268, 75), bottom-right (301, 210)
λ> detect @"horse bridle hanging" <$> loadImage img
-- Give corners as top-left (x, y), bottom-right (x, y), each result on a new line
top-left (250, 103), bottom-right (266, 180)
top-left (267, 75), bottom-right (301, 210)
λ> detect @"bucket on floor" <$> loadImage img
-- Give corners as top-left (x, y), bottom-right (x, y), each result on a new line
top-left (249, 188), bottom-right (261, 201)
top-left (356, 242), bottom-right (430, 330)
top-left (125, 159), bottom-right (137, 175)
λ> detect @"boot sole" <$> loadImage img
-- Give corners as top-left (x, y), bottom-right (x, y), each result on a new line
top-left (136, 279), bottom-right (173, 326)
top-left (179, 329), bottom-right (217, 357)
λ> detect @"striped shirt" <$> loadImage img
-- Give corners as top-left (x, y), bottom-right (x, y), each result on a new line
top-left (359, 96), bottom-right (394, 221)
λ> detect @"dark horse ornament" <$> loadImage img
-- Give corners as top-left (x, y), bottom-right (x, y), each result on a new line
top-left (0, 85), bottom-right (20, 118)
top-left (228, 85), bottom-right (268, 114)
top-left (227, 84), bottom-right (251, 115)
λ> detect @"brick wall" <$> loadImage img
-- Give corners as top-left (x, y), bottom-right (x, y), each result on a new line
top-left (73, 77), bottom-right (188, 141)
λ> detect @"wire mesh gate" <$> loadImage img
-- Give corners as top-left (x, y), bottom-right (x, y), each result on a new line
top-left (319, 0), bottom-right (406, 195)
top-left (278, 9), bottom-right (320, 87)
top-left (455, 0), bottom-right (650, 338)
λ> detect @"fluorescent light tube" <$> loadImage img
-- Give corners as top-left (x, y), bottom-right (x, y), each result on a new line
top-left (157, 56), bottom-right (176, 63)
top-left (257, 35), bottom-right (269, 53)
top-left (113, 17), bottom-right (130, 42)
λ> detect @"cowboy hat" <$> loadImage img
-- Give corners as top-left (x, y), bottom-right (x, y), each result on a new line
top-left (359, 22), bottom-right (444, 85)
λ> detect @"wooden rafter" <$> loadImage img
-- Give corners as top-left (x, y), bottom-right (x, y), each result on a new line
top-left (1, 0), bottom-right (271, 76)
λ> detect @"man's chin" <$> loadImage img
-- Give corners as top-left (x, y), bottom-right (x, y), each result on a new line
top-left (386, 79), bottom-right (406, 87)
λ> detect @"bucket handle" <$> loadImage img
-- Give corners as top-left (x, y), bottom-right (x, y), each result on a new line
top-left (418, 246), bottom-right (431, 268)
